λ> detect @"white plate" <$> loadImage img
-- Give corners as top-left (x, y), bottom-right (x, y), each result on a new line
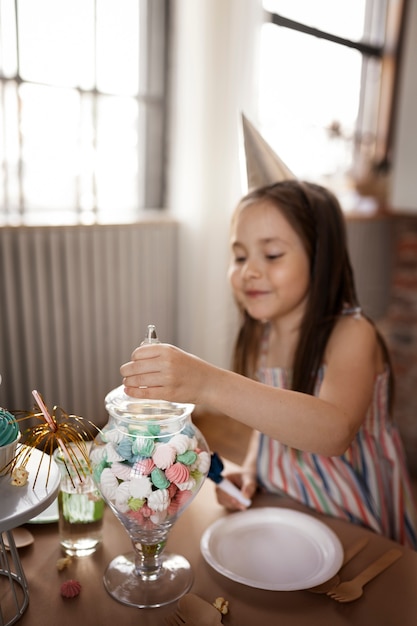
top-left (28, 497), bottom-right (59, 524)
top-left (200, 507), bottom-right (343, 591)
top-left (0, 447), bottom-right (60, 533)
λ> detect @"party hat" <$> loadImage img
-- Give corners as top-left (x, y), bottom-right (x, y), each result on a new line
top-left (241, 113), bottom-right (296, 189)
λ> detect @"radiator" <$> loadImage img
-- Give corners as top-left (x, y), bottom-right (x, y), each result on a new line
top-left (0, 220), bottom-right (177, 427)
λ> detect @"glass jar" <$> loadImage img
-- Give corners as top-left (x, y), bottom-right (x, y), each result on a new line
top-left (89, 384), bottom-right (210, 608)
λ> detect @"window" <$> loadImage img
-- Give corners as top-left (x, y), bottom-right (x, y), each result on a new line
top-left (0, 0), bottom-right (168, 226)
top-left (259, 0), bottom-right (406, 209)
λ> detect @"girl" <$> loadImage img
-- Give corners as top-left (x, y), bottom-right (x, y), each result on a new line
top-left (121, 180), bottom-right (417, 549)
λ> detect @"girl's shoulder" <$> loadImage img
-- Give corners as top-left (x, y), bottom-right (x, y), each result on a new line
top-left (332, 307), bottom-right (376, 336)
top-left (325, 310), bottom-right (385, 372)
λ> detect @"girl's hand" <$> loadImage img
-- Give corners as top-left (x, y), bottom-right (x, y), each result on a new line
top-left (120, 343), bottom-right (209, 405)
top-left (215, 469), bottom-right (257, 511)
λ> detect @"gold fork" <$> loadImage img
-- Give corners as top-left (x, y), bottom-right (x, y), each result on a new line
top-left (327, 548), bottom-right (403, 603)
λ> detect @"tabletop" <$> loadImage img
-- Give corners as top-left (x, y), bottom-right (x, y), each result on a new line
top-left (9, 475), bottom-right (417, 626)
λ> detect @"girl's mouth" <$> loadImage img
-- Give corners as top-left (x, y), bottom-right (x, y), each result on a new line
top-left (245, 290), bottom-right (270, 298)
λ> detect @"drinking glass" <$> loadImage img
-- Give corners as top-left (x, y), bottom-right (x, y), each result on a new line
top-left (54, 443), bottom-right (105, 557)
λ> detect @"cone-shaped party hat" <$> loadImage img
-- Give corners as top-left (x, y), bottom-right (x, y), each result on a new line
top-left (241, 113), bottom-right (296, 189)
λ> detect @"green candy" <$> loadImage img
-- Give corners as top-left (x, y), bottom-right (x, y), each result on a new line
top-left (133, 438), bottom-right (155, 457)
top-left (93, 459), bottom-right (107, 483)
top-left (150, 467), bottom-right (170, 489)
top-left (190, 468), bottom-right (203, 482)
top-left (128, 497), bottom-right (145, 511)
top-left (176, 450), bottom-right (197, 465)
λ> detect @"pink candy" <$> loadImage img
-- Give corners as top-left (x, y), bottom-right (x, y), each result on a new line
top-left (168, 489), bottom-right (193, 515)
top-left (165, 462), bottom-right (190, 486)
top-left (60, 579), bottom-right (81, 599)
top-left (132, 457), bottom-right (155, 476)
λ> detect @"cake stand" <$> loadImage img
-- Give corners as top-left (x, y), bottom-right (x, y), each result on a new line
top-left (0, 447), bottom-right (60, 626)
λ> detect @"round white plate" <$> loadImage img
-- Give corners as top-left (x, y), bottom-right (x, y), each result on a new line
top-left (200, 507), bottom-right (343, 591)
top-left (0, 447), bottom-right (60, 533)
top-left (28, 497), bottom-right (59, 524)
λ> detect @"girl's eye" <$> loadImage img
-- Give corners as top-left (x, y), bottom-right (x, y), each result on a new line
top-left (234, 256), bottom-right (246, 263)
top-left (265, 253), bottom-right (282, 260)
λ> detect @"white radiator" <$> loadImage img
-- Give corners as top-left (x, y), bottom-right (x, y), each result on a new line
top-left (0, 220), bottom-right (177, 426)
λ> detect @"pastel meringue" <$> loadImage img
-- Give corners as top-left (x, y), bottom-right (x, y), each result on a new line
top-left (165, 462), bottom-right (190, 486)
top-left (152, 443), bottom-right (176, 469)
top-left (60, 579), bottom-right (81, 598)
top-left (91, 416), bottom-right (209, 529)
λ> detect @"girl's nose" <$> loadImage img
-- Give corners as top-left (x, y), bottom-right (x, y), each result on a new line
top-left (242, 258), bottom-right (262, 278)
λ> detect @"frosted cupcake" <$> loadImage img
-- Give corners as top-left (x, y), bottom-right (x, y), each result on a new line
top-left (0, 407), bottom-right (21, 476)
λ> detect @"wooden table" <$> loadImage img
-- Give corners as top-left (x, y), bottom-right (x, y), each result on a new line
top-left (10, 478), bottom-right (417, 626)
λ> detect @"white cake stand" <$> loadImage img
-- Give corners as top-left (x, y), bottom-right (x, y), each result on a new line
top-left (0, 447), bottom-right (60, 626)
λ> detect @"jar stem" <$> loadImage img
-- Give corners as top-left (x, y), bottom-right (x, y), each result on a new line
top-left (132, 537), bottom-right (168, 580)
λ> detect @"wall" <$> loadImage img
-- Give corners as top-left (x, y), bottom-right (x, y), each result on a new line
top-left (167, 0), bottom-right (264, 367)
top-left (346, 217), bottom-right (393, 321)
top-left (390, 0), bottom-right (417, 212)
top-left (384, 1), bottom-right (417, 472)
top-left (345, 214), bottom-right (417, 472)
top-left (379, 216), bottom-right (417, 475)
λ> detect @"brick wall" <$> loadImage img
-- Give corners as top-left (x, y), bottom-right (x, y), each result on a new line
top-left (379, 216), bottom-right (417, 476)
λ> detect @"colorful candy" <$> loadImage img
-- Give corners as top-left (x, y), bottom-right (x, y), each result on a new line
top-left (90, 423), bottom-right (210, 527)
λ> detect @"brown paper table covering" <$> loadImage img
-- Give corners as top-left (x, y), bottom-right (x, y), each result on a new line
top-left (11, 476), bottom-right (417, 626)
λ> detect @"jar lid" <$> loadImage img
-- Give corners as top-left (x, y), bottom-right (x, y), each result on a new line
top-left (105, 385), bottom-right (194, 422)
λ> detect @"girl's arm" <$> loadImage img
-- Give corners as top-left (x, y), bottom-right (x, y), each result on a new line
top-left (215, 430), bottom-right (260, 510)
top-left (121, 316), bottom-right (383, 457)
top-left (241, 430), bottom-right (260, 473)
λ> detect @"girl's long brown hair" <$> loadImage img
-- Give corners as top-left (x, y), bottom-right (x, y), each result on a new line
top-left (231, 180), bottom-right (394, 409)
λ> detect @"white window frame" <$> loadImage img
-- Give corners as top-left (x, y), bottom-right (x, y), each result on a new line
top-left (0, 0), bottom-right (168, 225)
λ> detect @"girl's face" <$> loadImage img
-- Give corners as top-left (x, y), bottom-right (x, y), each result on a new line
top-left (228, 200), bottom-right (311, 327)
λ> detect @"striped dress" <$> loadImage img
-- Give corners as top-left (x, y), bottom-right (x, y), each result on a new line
top-left (256, 365), bottom-right (417, 550)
